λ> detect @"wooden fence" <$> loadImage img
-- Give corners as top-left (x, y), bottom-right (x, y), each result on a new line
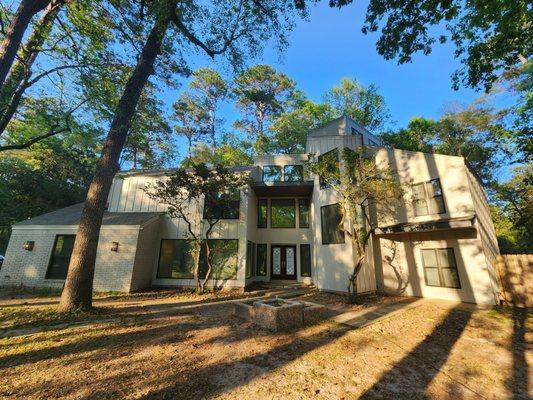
top-left (494, 254), bottom-right (532, 308)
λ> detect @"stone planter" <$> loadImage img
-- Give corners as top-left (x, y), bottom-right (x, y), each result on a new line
top-left (232, 299), bottom-right (255, 321)
top-left (252, 298), bottom-right (305, 331)
top-left (300, 300), bottom-right (328, 325)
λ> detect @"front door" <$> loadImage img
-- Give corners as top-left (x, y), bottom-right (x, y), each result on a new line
top-left (271, 245), bottom-right (296, 280)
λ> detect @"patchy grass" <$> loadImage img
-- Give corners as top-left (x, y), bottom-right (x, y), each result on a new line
top-left (0, 293), bottom-right (530, 399)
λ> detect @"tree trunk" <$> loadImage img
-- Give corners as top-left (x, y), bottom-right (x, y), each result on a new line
top-left (209, 109), bottom-right (216, 150)
top-left (0, 0), bottom-right (50, 90)
top-left (58, 9), bottom-right (171, 312)
top-left (0, 1), bottom-right (61, 136)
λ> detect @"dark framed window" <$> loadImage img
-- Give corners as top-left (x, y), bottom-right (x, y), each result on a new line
top-left (246, 240), bottom-right (254, 278)
top-left (298, 198), bottom-right (309, 228)
top-left (271, 199), bottom-right (296, 228)
top-left (413, 179), bottom-right (445, 216)
top-left (262, 165), bottom-right (282, 182)
top-left (284, 165), bottom-right (303, 182)
top-left (199, 239), bottom-right (238, 280)
top-left (300, 244), bottom-right (311, 277)
top-left (318, 150), bottom-right (340, 189)
top-left (256, 244), bottom-right (267, 276)
top-left (46, 235), bottom-right (76, 279)
top-left (203, 191), bottom-right (240, 220)
top-left (157, 239), bottom-right (196, 279)
top-left (321, 203), bottom-right (345, 244)
top-left (258, 199), bottom-right (267, 228)
top-left (421, 248), bottom-right (461, 289)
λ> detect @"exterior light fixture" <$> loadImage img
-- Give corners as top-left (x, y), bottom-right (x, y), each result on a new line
top-left (23, 241), bottom-right (34, 251)
top-left (111, 242), bottom-right (119, 252)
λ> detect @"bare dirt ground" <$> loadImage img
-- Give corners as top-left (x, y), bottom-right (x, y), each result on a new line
top-left (0, 289), bottom-right (530, 400)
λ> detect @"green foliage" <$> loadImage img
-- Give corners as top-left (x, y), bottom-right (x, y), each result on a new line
top-left (187, 134), bottom-right (253, 167)
top-left (380, 117), bottom-right (435, 152)
top-left (362, 0), bottom-right (532, 91)
top-left (323, 77), bottom-right (391, 131)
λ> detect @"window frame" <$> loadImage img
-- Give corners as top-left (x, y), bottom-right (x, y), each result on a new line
top-left (283, 164), bottom-right (304, 182)
top-left (412, 178), bottom-right (446, 216)
top-left (320, 203), bottom-right (345, 245)
top-left (45, 234), bottom-right (76, 280)
top-left (156, 239), bottom-right (196, 279)
top-left (262, 165), bottom-right (283, 182)
top-left (270, 198), bottom-right (296, 228)
top-left (421, 248), bottom-right (461, 289)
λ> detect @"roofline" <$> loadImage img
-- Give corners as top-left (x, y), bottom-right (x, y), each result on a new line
top-left (118, 165), bottom-right (254, 177)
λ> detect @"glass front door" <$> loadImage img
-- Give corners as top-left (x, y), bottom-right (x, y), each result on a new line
top-left (271, 245), bottom-right (297, 280)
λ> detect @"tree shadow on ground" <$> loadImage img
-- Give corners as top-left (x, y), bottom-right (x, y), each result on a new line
top-left (510, 307), bottom-right (529, 400)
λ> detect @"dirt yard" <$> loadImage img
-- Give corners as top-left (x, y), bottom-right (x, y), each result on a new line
top-left (0, 289), bottom-right (530, 399)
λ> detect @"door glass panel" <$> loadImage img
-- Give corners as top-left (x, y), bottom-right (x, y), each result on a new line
top-left (286, 247), bottom-right (295, 275)
top-left (273, 247), bottom-right (281, 275)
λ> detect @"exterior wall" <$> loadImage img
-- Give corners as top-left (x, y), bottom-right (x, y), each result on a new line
top-left (376, 229), bottom-right (498, 304)
top-left (1, 225), bottom-right (142, 293)
top-left (130, 217), bottom-right (163, 291)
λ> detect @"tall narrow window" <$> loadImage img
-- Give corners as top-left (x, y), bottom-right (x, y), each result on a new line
top-left (246, 240), bottom-right (254, 278)
top-left (300, 244), bottom-right (311, 277)
top-left (412, 179), bottom-right (445, 216)
top-left (318, 150), bottom-right (340, 189)
top-left (258, 199), bottom-right (267, 228)
top-left (46, 235), bottom-right (76, 279)
top-left (284, 165), bottom-right (303, 182)
top-left (271, 199), bottom-right (296, 228)
top-left (256, 244), bottom-right (267, 276)
top-left (421, 248), bottom-right (460, 288)
top-left (157, 239), bottom-right (196, 279)
top-left (298, 198), bottom-right (309, 228)
top-left (321, 203), bottom-right (345, 244)
top-left (262, 165), bottom-right (282, 182)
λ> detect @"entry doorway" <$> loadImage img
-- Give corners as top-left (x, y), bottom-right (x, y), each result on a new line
top-left (271, 245), bottom-right (297, 280)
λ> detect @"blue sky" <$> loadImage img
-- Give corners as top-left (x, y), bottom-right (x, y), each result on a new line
top-left (161, 1), bottom-right (482, 134)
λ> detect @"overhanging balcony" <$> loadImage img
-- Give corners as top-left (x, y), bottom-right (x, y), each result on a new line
top-left (251, 180), bottom-right (314, 197)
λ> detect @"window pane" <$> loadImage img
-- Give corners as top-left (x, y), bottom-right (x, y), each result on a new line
top-left (199, 240), bottom-right (238, 280)
top-left (427, 179), bottom-right (443, 197)
top-left (246, 241), bottom-right (253, 278)
top-left (271, 199), bottom-right (296, 228)
top-left (46, 235), bottom-right (76, 279)
top-left (300, 244), bottom-right (311, 277)
top-left (157, 239), bottom-right (196, 279)
top-left (298, 198), bottom-right (309, 228)
top-left (321, 203), bottom-right (345, 244)
top-left (204, 191), bottom-right (240, 219)
top-left (428, 196), bottom-right (446, 214)
top-left (424, 267), bottom-right (441, 286)
top-left (318, 150), bottom-right (340, 189)
top-left (263, 166), bottom-right (282, 182)
top-left (414, 199), bottom-right (428, 216)
top-left (441, 268), bottom-right (461, 288)
top-left (256, 244), bottom-right (267, 276)
top-left (421, 249), bottom-right (437, 267)
top-left (412, 183), bottom-right (426, 200)
top-left (437, 248), bottom-right (457, 268)
top-left (284, 165), bottom-right (303, 182)
top-left (257, 199), bottom-right (267, 228)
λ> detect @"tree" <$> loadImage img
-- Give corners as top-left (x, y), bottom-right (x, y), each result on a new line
top-left (146, 163), bottom-right (250, 293)
top-left (188, 133), bottom-right (253, 167)
top-left (323, 77), bottom-right (391, 132)
top-left (307, 147), bottom-right (404, 301)
top-left (172, 94), bottom-right (206, 162)
top-left (59, 0), bottom-right (315, 311)
top-left (380, 117), bottom-right (435, 153)
top-left (188, 68), bottom-right (229, 150)
top-left (233, 64), bottom-right (296, 154)
top-left (362, 0), bottom-right (532, 91)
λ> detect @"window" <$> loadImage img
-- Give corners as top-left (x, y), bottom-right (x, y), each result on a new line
top-left (46, 235), bottom-right (76, 279)
top-left (321, 203), bottom-right (345, 244)
top-left (369, 139), bottom-right (380, 146)
top-left (157, 239), bottom-right (196, 279)
top-left (318, 150), bottom-right (340, 189)
top-left (203, 191), bottom-right (240, 219)
top-left (246, 240), bottom-right (254, 278)
top-left (258, 199), bottom-right (267, 228)
top-left (300, 244), bottom-right (311, 277)
top-left (284, 165), bottom-right (303, 182)
top-left (421, 248), bottom-right (461, 289)
top-left (256, 244), bottom-right (267, 276)
top-left (412, 179), bottom-right (445, 216)
top-left (271, 199), bottom-right (296, 228)
top-left (263, 165), bottom-right (282, 182)
top-left (298, 198), bottom-right (309, 228)
top-left (199, 239), bottom-right (238, 280)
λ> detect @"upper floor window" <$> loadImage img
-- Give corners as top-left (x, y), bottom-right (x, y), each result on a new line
top-left (204, 191), bottom-right (240, 220)
top-left (318, 150), bottom-right (340, 189)
top-left (257, 199), bottom-right (267, 228)
top-left (271, 199), bottom-right (296, 228)
top-left (284, 165), bottom-right (304, 182)
top-left (263, 165), bottom-right (282, 182)
top-left (321, 203), bottom-right (345, 244)
top-left (298, 198), bottom-right (309, 228)
top-left (412, 179), bottom-right (445, 216)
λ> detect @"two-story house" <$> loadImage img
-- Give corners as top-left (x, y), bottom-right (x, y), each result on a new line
top-left (0, 116), bottom-right (501, 304)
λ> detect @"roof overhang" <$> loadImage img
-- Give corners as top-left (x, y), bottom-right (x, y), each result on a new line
top-left (251, 181), bottom-right (314, 197)
top-left (375, 216), bottom-right (476, 236)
